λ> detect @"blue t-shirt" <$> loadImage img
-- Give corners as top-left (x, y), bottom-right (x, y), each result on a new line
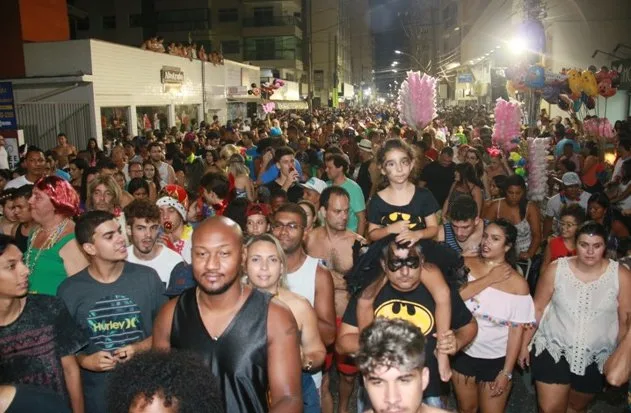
top-left (245, 146), bottom-right (259, 179)
top-left (260, 159), bottom-right (303, 184)
top-left (327, 178), bottom-right (366, 233)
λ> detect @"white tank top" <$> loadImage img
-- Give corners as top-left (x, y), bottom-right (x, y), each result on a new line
top-left (530, 257), bottom-right (619, 375)
top-left (157, 161), bottom-right (170, 188)
top-left (286, 255), bottom-right (321, 387)
top-left (287, 255), bottom-right (318, 306)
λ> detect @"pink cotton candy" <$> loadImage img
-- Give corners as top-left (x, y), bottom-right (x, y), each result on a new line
top-left (492, 98), bottom-right (522, 152)
top-left (397, 71), bottom-right (438, 130)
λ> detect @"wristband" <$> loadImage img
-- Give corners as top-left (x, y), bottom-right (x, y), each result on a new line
top-left (500, 369), bottom-right (513, 380)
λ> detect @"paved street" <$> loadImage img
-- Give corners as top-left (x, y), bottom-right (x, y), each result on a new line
top-left (328, 367), bottom-right (628, 412)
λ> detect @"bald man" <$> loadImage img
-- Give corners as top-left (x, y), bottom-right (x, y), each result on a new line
top-left (153, 216), bottom-right (303, 413)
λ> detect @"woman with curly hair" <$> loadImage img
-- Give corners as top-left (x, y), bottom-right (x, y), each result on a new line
top-left (107, 350), bottom-right (224, 413)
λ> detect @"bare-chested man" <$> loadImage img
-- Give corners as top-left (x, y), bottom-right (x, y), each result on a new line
top-left (305, 186), bottom-right (365, 413)
top-left (53, 133), bottom-right (77, 159)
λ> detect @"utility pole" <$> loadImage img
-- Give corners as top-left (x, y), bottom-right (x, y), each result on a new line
top-left (430, 0), bottom-right (438, 76)
top-left (305, 0), bottom-right (313, 112)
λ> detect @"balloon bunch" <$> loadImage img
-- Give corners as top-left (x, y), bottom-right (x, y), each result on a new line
top-left (527, 137), bottom-right (549, 201)
top-left (492, 98), bottom-right (522, 152)
top-left (397, 71), bottom-right (437, 130)
top-left (505, 64), bottom-right (620, 113)
top-left (248, 78), bottom-right (286, 100)
top-left (262, 102), bottom-right (276, 114)
top-left (583, 117), bottom-right (615, 139)
top-left (508, 151), bottom-right (527, 177)
top-left (595, 66), bottom-right (620, 98)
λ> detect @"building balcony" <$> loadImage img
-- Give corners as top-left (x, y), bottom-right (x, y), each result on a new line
top-left (244, 50), bottom-right (303, 71)
top-left (242, 16), bottom-right (303, 39)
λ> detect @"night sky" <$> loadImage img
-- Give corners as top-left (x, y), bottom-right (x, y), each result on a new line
top-left (369, 0), bottom-right (408, 91)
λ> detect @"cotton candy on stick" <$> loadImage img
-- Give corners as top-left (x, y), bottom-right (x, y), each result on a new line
top-left (527, 137), bottom-right (549, 201)
top-left (397, 71), bottom-right (438, 130)
top-left (492, 98), bottom-right (522, 152)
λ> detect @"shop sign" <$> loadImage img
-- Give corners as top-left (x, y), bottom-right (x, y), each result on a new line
top-left (0, 82), bottom-right (17, 129)
top-left (161, 67), bottom-right (184, 84)
top-left (226, 86), bottom-right (248, 97)
top-left (458, 73), bottom-right (473, 83)
top-left (613, 59), bottom-right (631, 90)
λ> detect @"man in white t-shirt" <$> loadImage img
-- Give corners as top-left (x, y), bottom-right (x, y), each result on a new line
top-left (124, 199), bottom-right (183, 287)
top-left (5, 147), bottom-right (46, 189)
top-left (543, 172), bottom-right (591, 239)
top-left (0, 135), bottom-right (9, 170)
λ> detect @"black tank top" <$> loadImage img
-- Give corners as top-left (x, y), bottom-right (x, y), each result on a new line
top-left (15, 223), bottom-right (29, 253)
top-left (170, 287), bottom-right (271, 413)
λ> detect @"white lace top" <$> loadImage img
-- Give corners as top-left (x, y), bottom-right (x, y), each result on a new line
top-left (464, 275), bottom-right (536, 359)
top-left (530, 257), bottom-right (619, 375)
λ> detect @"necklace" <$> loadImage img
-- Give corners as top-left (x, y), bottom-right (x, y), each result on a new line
top-left (482, 258), bottom-right (504, 267)
top-left (25, 219), bottom-right (70, 273)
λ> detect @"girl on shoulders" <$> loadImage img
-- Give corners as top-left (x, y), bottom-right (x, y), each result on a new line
top-left (367, 138), bottom-right (440, 244)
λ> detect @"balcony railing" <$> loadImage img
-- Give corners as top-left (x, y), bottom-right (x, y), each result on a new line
top-left (244, 49), bottom-right (302, 61)
top-left (242, 16), bottom-right (302, 28)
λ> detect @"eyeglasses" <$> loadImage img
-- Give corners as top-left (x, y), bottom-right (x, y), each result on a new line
top-left (559, 221), bottom-right (577, 228)
top-left (271, 222), bottom-right (303, 232)
top-left (386, 256), bottom-right (421, 272)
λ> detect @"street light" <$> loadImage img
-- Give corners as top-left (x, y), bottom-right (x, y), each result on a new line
top-left (394, 50), bottom-right (423, 70)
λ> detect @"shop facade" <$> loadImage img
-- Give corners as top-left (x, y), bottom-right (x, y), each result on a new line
top-left (3, 39), bottom-right (259, 149)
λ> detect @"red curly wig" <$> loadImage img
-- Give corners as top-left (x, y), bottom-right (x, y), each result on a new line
top-left (34, 176), bottom-right (80, 217)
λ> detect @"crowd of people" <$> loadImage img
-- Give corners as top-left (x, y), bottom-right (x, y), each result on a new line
top-left (1, 104), bottom-right (631, 413)
top-left (141, 37), bottom-right (225, 65)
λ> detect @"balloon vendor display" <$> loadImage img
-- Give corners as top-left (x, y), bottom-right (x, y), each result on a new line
top-left (492, 98), bottom-right (521, 152)
top-left (397, 71), bottom-right (438, 130)
top-left (583, 117), bottom-right (615, 140)
top-left (527, 137), bottom-right (549, 202)
top-left (505, 64), bottom-right (620, 115)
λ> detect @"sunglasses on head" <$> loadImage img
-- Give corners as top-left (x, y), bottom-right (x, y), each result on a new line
top-left (386, 256), bottom-right (421, 272)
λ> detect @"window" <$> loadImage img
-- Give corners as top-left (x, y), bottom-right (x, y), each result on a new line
top-left (221, 40), bottom-right (240, 54)
top-left (244, 36), bottom-right (302, 61)
top-left (77, 17), bottom-right (89, 31)
top-left (103, 15), bottom-right (116, 29)
top-left (253, 7), bottom-right (273, 25)
top-left (156, 9), bottom-right (211, 32)
top-left (218, 8), bottom-right (238, 22)
top-left (129, 14), bottom-right (142, 28)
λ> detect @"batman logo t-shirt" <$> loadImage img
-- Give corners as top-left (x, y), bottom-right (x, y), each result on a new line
top-left (343, 281), bottom-right (472, 397)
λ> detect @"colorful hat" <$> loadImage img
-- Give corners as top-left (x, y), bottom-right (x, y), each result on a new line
top-left (156, 184), bottom-right (189, 220)
top-left (246, 203), bottom-right (272, 218)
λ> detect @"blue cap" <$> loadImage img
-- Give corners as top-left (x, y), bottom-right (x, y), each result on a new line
top-left (165, 262), bottom-right (197, 297)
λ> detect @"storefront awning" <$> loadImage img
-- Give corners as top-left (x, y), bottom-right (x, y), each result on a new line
top-left (273, 100), bottom-right (308, 110)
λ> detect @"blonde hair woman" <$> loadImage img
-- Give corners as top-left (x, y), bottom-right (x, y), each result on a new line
top-left (217, 144), bottom-right (241, 171)
top-left (228, 154), bottom-right (255, 201)
top-left (244, 234), bottom-right (326, 393)
top-left (86, 174), bottom-right (129, 244)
